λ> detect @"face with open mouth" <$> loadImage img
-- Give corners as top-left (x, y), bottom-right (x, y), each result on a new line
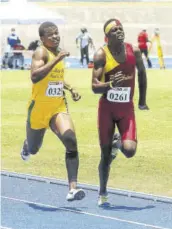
top-left (41, 26), bottom-right (60, 48)
top-left (109, 25), bottom-right (125, 43)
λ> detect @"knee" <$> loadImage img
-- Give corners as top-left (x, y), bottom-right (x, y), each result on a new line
top-left (123, 148), bottom-right (136, 158)
top-left (62, 130), bottom-right (77, 151)
top-left (66, 150), bottom-right (78, 159)
top-left (123, 145), bottom-right (136, 158)
top-left (122, 141), bottom-right (137, 158)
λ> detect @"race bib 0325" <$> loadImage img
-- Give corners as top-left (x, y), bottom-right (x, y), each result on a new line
top-left (46, 81), bottom-right (63, 97)
top-left (107, 87), bottom-right (131, 103)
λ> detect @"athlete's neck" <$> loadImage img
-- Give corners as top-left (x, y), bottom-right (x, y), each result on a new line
top-left (44, 45), bottom-right (60, 55)
top-left (108, 42), bottom-right (125, 55)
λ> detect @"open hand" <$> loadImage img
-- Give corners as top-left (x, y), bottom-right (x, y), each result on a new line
top-left (109, 71), bottom-right (126, 87)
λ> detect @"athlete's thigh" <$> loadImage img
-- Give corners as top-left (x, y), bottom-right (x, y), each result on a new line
top-left (117, 107), bottom-right (137, 142)
top-left (49, 113), bottom-right (75, 137)
top-left (98, 99), bottom-right (115, 146)
top-left (26, 122), bottom-right (46, 151)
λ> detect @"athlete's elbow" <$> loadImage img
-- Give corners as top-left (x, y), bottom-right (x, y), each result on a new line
top-left (92, 85), bottom-right (99, 94)
top-left (31, 73), bottom-right (39, 84)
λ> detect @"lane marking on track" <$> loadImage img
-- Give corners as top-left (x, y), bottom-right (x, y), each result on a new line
top-left (1, 195), bottom-right (171, 229)
top-left (1, 170), bottom-right (172, 203)
top-left (1, 226), bottom-right (13, 229)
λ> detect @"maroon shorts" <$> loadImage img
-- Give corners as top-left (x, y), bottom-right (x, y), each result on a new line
top-left (98, 97), bottom-right (137, 146)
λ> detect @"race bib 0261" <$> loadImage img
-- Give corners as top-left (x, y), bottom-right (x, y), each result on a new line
top-left (107, 87), bottom-right (131, 103)
top-left (46, 81), bottom-right (64, 97)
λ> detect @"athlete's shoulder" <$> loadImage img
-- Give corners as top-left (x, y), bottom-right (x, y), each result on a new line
top-left (125, 42), bottom-right (134, 49)
top-left (94, 47), bottom-right (105, 59)
top-left (32, 46), bottom-right (48, 60)
top-left (125, 42), bottom-right (139, 54)
top-left (93, 47), bottom-right (106, 67)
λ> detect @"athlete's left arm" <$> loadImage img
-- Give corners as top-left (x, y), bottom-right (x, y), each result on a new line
top-left (64, 81), bottom-right (81, 102)
top-left (134, 46), bottom-right (149, 110)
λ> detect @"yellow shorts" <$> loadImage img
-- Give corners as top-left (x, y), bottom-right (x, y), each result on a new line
top-left (27, 98), bottom-right (68, 129)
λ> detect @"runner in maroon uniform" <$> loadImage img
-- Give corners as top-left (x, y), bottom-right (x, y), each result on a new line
top-left (138, 29), bottom-right (152, 68)
top-left (92, 18), bottom-right (148, 206)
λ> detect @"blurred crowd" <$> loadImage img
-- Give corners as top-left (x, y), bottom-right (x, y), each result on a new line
top-left (1, 25), bottom-right (166, 70)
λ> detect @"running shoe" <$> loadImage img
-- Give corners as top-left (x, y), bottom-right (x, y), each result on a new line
top-left (66, 189), bottom-right (85, 201)
top-left (21, 140), bottom-right (30, 161)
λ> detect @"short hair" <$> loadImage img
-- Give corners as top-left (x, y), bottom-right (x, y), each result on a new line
top-left (39, 21), bottom-right (57, 37)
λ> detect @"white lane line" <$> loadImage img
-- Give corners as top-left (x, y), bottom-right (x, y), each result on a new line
top-left (1, 195), bottom-right (171, 229)
top-left (2, 170), bottom-right (172, 203)
top-left (1, 226), bottom-right (13, 229)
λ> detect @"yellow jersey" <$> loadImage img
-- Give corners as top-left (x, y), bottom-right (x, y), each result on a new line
top-left (31, 47), bottom-right (65, 103)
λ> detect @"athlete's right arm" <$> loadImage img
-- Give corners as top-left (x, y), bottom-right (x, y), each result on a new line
top-left (92, 49), bottom-right (111, 94)
top-left (31, 47), bottom-right (69, 84)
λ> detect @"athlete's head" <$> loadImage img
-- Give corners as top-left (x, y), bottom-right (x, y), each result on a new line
top-left (81, 27), bottom-right (87, 33)
top-left (104, 18), bottom-right (125, 44)
top-left (39, 21), bottom-right (60, 48)
top-left (154, 28), bottom-right (160, 35)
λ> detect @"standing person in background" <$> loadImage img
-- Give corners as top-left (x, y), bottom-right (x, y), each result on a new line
top-left (138, 29), bottom-right (152, 68)
top-left (7, 28), bottom-right (21, 49)
top-left (6, 28), bottom-right (22, 69)
top-left (76, 27), bottom-right (94, 67)
top-left (20, 21), bottom-right (85, 202)
top-left (149, 28), bottom-right (165, 69)
top-left (2, 28), bottom-right (21, 69)
top-left (13, 40), bottom-right (25, 69)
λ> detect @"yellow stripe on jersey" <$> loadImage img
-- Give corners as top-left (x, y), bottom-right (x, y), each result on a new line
top-left (100, 45), bottom-right (120, 82)
top-left (31, 46), bottom-right (65, 102)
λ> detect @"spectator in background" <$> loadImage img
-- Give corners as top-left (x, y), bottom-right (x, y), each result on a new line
top-left (13, 41), bottom-right (25, 69)
top-left (138, 29), bottom-right (152, 68)
top-left (76, 27), bottom-right (94, 67)
top-left (2, 28), bottom-right (21, 69)
top-left (5, 28), bottom-right (24, 69)
top-left (7, 28), bottom-right (21, 49)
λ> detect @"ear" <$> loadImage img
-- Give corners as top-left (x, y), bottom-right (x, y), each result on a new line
top-left (40, 36), bottom-right (44, 43)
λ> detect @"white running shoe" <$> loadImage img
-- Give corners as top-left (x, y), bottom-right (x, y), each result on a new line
top-left (21, 141), bottom-right (30, 161)
top-left (66, 189), bottom-right (85, 201)
top-left (98, 194), bottom-right (109, 207)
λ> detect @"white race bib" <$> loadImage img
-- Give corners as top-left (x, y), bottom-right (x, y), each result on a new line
top-left (107, 87), bottom-right (131, 103)
top-left (46, 81), bottom-right (63, 97)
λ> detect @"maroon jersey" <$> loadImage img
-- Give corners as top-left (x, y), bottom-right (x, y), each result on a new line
top-left (98, 43), bottom-right (137, 144)
top-left (102, 43), bottom-right (136, 103)
top-left (138, 31), bottom-right (148, 50)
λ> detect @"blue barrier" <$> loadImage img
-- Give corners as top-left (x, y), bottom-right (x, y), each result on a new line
top-left (23, 56), bottom-right (172, 69)
top-left (1, 56), bottom-right (171, 69)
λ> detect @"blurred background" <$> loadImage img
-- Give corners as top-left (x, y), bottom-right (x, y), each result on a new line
top-left (0, 0), bottom-right (172, 69)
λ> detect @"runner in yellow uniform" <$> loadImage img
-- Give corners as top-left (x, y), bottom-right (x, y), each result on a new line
top-left (21, 21), bottom-right (85, 201)
top-left (149, 28), bottom-right (165, 69)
